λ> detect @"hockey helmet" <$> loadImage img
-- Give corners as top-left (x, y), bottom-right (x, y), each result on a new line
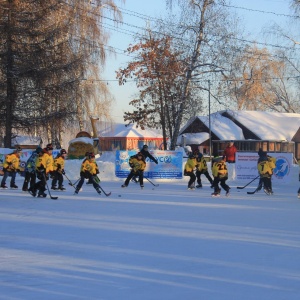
top-left (46, 143), bottom-right (53, 151)
top-left (60, 149), bottom-right (67, 155)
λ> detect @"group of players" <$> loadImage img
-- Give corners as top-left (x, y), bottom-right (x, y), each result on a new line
top-left (0, 143), bottom-right (158, 197)
top-left (0, 141), bottom-right (279, 197)
top-left (183, 142), bottom-right (277, 197)
top-left (1, 144), bottom-right (68, 197)
top-left (0, 144), bottom-right (101, 197)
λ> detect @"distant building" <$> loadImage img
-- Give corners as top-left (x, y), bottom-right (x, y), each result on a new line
top-left (11, 136), bottom-right (42, 150)
top-left (178, 110), bottom-right (300, 160)
top-left (98, 123), bottom-right (165, 151)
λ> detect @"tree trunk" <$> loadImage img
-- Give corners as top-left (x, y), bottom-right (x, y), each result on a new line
top-left (170, 0), bottom-right (209, 150)
top-left (4, 0), bottom-right (14, 148)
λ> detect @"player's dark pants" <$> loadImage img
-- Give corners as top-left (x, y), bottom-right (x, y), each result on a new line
top-left (51, 171), bottom-right (63, 188)
top-left (125, 171), bottom-right (144, 186)
top-left (32, 172), bottom-right (48, 196)
top-left (22, 171), bottom-right (36, 191)
top-left (1, 170), bottom-right (17, 187)
top-left (212, 176), bottom-right (229, 194)
top-left (184, 171), bottom-right (196, 188)
top-left (76, 174), bottom-right (99, 191)
top-left (196, 170), bottom-right (213, 185)
top-left (260, 176), bottom-right (272, 192)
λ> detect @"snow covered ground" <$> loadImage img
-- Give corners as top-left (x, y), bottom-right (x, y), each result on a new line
top-left (0, 155), bottom-right (300, 300)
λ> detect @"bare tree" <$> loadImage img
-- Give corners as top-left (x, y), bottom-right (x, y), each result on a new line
top-left (164, 0), bottom-right (239, 150)
top-left (224, 45), bottom-right (287, 110)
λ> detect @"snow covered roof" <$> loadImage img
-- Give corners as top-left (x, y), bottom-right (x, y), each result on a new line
top-left (177, 132), bottom-right (210, 145)
top-left (98, 123), bottom-right (163, 138)
top-left (199, 113), bottom-right (245, 140)
top-left (179, 112), bottom-right (244, 141)
top-left (180, 110), bottom-right (300, 143)
top-left (11, 135), bottom-right (41, 146)
top-left (224, 110), bottom-right (300, 141)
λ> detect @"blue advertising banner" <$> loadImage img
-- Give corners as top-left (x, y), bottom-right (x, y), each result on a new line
top-left (115, 150), bottom-right (183, 179)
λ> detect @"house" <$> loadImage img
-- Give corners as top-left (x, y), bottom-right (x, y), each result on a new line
top-left (98, 123), bottom-right (164, 151)
top-left (11, 135), bottom-right (42, 150)
top-left (178, 110), bottom-right (300, 160)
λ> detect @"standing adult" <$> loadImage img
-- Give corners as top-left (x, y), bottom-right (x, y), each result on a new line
top-left (223, 141), bottom-right (237, 163)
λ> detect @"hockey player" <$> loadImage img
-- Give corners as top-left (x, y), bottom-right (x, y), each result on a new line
top-left (29, 144), bottom-right (54, 197)
top-left (74, 152), bottom-right (101, 194)
top-left (51, 149), bottom-right (67, 191)
top-left (184, 153), bottom-right (196, 190)
top-left (211, 155), bottom-right (230, 197)
top-left (122, 152), bottom-right (146, 188)
top-left (131, 145), bottom-right (158, 183)
top-left (140, 145), bottom-right (158, 164)
top-left (22, 146), bottom-right (42, 191)
top-left (257, 151), bottom-right (276, 195)
top-left (195, 153), bottom-right (213, 188)
top-left (1, 147), bottom-right (22, 189)
top-left (211, 151), bottom-right (223, 169)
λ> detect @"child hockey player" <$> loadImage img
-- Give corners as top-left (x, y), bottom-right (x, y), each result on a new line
top-left (211, 156), bottom-right (230, 197)
top-left (122, 152), bottom-right (146, 188)
top-left (22, 146), bottom-right (42, 191)
top-left (256, 149), bottom-right (276, 193)
top-left (51, 149), bottom-right (67, 191)
top-left (184, 153), bottom-right (196, 190)
top-left (257, 151), bottom-right (276, 195)
top-left (1, 147), bottom-right (22, 189)
top-left (131, 145), bottom-right (158, 183)
top-left (74, 152), bottom-right (101, 195)
top-left (29, 144), bottom-right (54, 197)
top-left (195, 153), bottom-right (213, 188)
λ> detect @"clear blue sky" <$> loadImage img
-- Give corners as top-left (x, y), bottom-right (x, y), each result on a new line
top-left (103, 0), bottom-right (293, 123)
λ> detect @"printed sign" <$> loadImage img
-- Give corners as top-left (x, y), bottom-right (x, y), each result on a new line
top-left (115, 150), bottom-right (183, 179)
top-left (235, 152), bottom-right (293, 182)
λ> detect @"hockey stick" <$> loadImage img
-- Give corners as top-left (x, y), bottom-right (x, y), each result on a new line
top-left (237, 175), bottom-right (259, 189)
top-left (247, 188), bottom-right (259, 195)
top-left (145, 177), bottom-right (159, 187)
top-left (63, 173), bottom-right (77, 189)
top-left (43, 173), bottom-right (58, 200)
top-left (92, 176), bottom-right (111, 197)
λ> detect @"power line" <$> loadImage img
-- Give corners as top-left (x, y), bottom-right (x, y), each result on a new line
top-left (60, 0), bottom-right (300, 52)
top-left (221, 3), bottom-right (300, 19)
